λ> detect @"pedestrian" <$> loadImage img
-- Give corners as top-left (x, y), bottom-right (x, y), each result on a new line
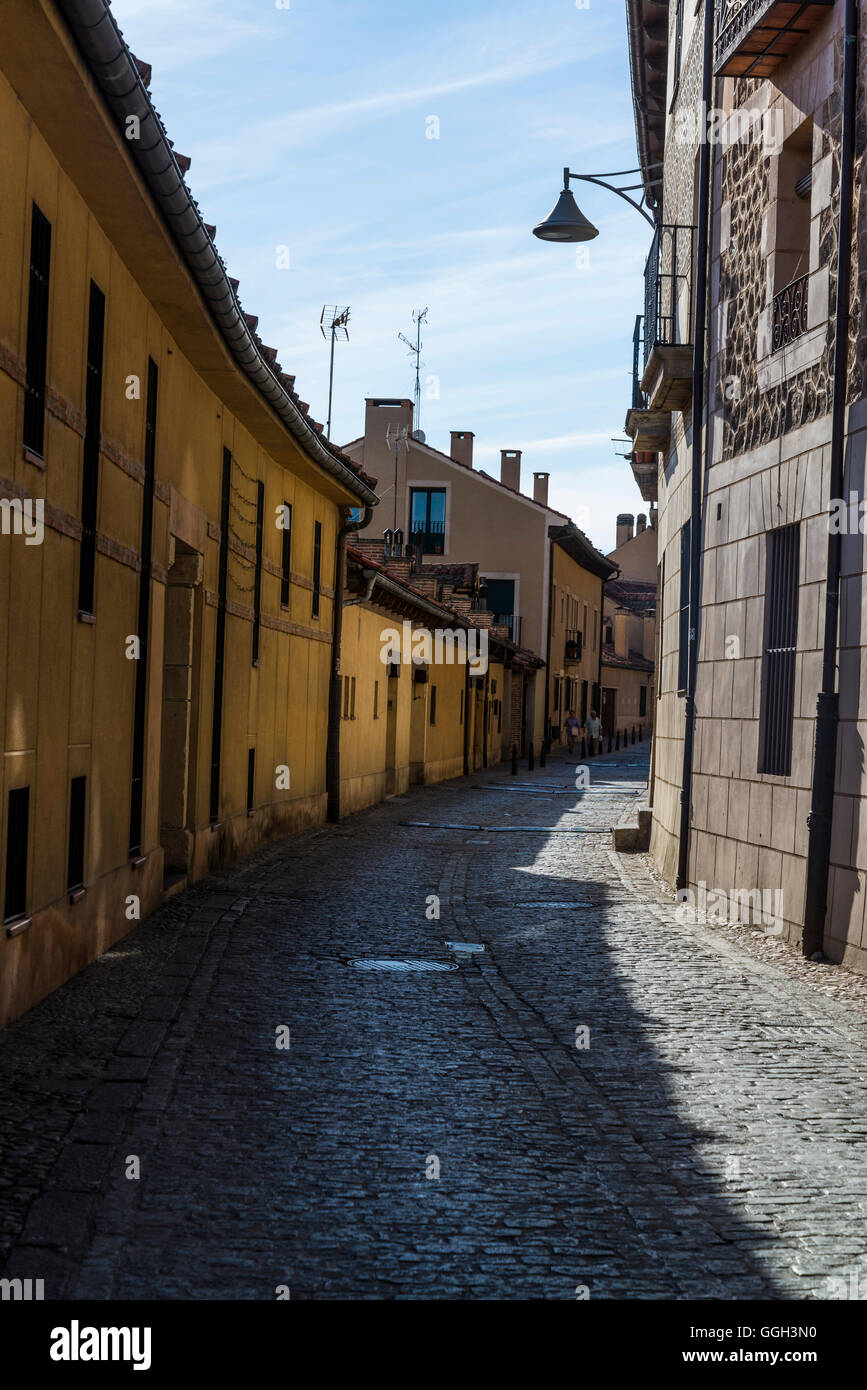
top-left (564, 708), bottom-right (579, 754)
top-left (585, 708), bottom-right (601, 756)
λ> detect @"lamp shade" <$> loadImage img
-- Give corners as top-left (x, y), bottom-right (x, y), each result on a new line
top-left (532, 187), bottom-right (599, 242)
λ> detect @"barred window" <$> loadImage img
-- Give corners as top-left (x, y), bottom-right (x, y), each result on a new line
top-left (678, 521), bottom-right (690, 692)
top-left (23, 204), bottom-right (51, 455)
top-left (758, 523), bottom-right (800, 777)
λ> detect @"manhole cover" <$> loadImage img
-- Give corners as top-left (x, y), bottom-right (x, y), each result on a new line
top-left (346, 958), bottom-right (458, 972)
top-left (445, 941), bottom-right (485, 953)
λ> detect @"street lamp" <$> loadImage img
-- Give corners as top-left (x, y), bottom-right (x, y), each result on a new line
top-left (532, 165), bottom-right (660, 240)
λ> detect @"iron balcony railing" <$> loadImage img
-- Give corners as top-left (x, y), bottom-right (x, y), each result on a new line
top-left (715, 0), bottom-right (760, 68)
top-left (632, 314), bottom-right (648, 410)
top-left (410, 520), bottom-right (445, 554)
top-left (643, 223), bottom-right (696, 370)
top-left (772, 272), bottom-right (809, 352)
top-left (493, 613), bottom-right (522, 646)
top-left (565, 628), bottom-right (583, 663)
top-left (714, 0), bottom-right (834, 78)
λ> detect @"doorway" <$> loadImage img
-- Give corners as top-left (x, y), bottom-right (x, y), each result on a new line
top-left (159, 540), bottom-right (202, 879)
top-left (601, 687), bottom-right (616, 740)
top-left (385, 670), bottom-right (399, 794)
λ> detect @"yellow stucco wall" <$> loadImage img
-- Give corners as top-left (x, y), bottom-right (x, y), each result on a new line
top-left (546, 544), bottom-right (604, 743)
top-left (0, 54), bottom-right (355, 1025)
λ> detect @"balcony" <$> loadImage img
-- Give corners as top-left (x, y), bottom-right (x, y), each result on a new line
top-left (409, 520), bottom-right (445, 555)
top-left (564, 629), bottom-right (583, 665)
top-left (492, 612), bottom-right (523, 646)
top-left (714, 0), bottom-right (835, 79)
top-left (772, 271), bottom-right (809, 352)
top-left (640, 223), bottom-right (695, 411)
top-left (625, 224), bottom-right (695, 469)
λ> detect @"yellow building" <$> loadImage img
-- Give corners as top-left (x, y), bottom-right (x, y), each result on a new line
top-left (545, 524), bottom-right (617, 748)
top-left (0, 0), bottom-right (378, 1026)
top-left (335, 542), bottom-right (539, 816)
top-left (601, 514), bottom-right (657, 741)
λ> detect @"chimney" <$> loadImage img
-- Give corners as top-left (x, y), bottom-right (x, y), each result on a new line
top-left (364, 397), bottom-right (415, 451)
top-left (614, 608), bottom-right (629, 658)
top-left (500, 449), bottom-right (521, 491)
top-left (636, 513), bottom-right (647, 534)
top-left (450, 431), bottom-right (474, 469)
top-left (533, 472), bottom-right (549, 506)
top-left (643, 612), bottom-right (656, 660)
top-left (616, 513), bottom-right (634, 548)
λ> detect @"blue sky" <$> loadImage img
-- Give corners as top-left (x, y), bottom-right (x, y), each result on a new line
top-left (115, 0), bottom-right (650, 552)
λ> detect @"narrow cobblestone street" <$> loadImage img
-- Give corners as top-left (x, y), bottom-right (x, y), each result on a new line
top-left (2, 745), bottom-right (866, 1300)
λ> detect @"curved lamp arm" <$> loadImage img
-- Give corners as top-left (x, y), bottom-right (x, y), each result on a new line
top-left (564, 165), bottom-right (659, 228)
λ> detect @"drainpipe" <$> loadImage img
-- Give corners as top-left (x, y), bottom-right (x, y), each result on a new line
top-left (344, 570), bottom-right (377, 606)
top-left (327, 506), bottom-right (373, 821)
top-left (803, 0), bottom-right (859, 957)
top-left (463, 660), bottom-right (471, 775)
top-left (483, 667), bottom-right (490, 768)
top-left (676, 0), bottom-right (715, 892)
top-left (598, 563), bottom-right (619, 728)
top-left (543, 536), bottom-right (555, 749)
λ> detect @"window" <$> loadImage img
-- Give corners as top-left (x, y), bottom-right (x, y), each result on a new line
top-left (79, 281), bottom-right (105, 615)
top-left (657, 554), bottom-right (665, 699)
top-left (312, 520), bottom-right (322, 617)
top-left (129, 359), bottom-right (157, 854)
top-left (4, 786), bottom-right (29, 922)
top-left (593, 608), bottom-right (597, 651)
top-left (67, 776), bottom-right (86, 891)
top-left (409, 488), bottom-right (446, 554)
top-left (553, 676), bottom-right (560, 712)
top-left (484, 578), bottom-right (516, 631)
top-left (678, 520), bottom-right (691, 692)
top-left (247, 748), bottom-right (255, 813)
top-left (771, 119), bottom-right (813, 352)
top-left (672, 0), bottom-right (685, 98)
top-left (640, 685), bottom-right (648, 718)
top-left (252, 480), bottom-right (264, 664)
top-left (280, 502), bottom-right (292, 607)
top-left (581, 680), bottom-right (588, 724)
top-left (374, 680), bottom-right (379, 719)
top-left (209, 447), bottom-right (232, 824)
top-left (430, 686), bottom-right (437, 725)
top-left (23, 203), bottom-right (51, 456)
top-left (758, 524), bottom-right (800, 777)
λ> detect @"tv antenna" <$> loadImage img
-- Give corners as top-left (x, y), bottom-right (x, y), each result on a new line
top-left (398, 307), bottom-right (428, 432)
top-left (320, 305), bottom-right (350, 439)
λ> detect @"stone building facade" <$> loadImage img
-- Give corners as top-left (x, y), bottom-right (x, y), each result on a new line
top-left (625, 0), bottom-right (867, 970)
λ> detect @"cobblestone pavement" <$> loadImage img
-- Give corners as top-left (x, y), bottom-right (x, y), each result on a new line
top-left (2, 743), bottom-right (867, 1300)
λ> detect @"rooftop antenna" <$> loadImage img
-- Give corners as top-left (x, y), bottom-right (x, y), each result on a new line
top-left (398, 307), bottom-right (428, 433)
top-left (320, 305), bottom-right (350, 439)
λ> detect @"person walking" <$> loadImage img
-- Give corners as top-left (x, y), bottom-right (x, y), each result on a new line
top-left (585, 708), bottom-right (601, 756)
top-left (564, 708), bottom-right (580, 754)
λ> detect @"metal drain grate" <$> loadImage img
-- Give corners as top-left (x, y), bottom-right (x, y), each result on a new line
top-left (346, 958), bottom-right (458, 972)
